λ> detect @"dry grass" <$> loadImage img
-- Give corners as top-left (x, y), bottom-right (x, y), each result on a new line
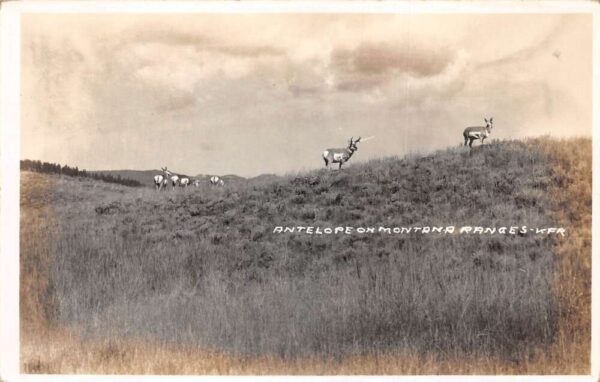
top-left (19, 326), bottom-right (587, 375)
top-left (536, 137), bottom-right (592, 373)
top-left (20, 137), bottom-right (591, 374)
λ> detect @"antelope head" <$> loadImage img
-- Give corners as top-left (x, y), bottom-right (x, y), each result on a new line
top-left (163, 167), bottom-right (176, 179)
top-left (348, 136), bottom-right (361, 152)
top-left (484, 118), bottom-right (493, 131)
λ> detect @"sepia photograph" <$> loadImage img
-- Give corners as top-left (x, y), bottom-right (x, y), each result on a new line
top-left (1, 1), bottom-right (597, 378)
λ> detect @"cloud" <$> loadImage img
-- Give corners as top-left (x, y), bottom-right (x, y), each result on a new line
top-left (132, 29), bottom-right (284, 58)
top-left (335, 76), bottom-right (385, 92)
top-left (155, 92), bottom-right (196, 113)
top-left (288, 84), bottom-right (322, 96)
top-left (474, 17), bottom-right (570, 71)
top-left (331, 42), bottom-right (454, 92)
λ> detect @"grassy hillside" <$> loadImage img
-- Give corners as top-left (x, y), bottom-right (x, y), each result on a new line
top-left (20, 137), bottom-right (591, 374)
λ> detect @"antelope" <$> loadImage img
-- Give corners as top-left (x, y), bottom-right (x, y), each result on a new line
top-left (193, 179), bottom-right (201, 187)
top-left (163, 168), bottom-right (191, 189)
top-left (154, 167), bottom-right (172, 191)
top-left (210, 176), bottom-right (225, 187)
top-left (179, 177), bottom-right (190, 187)
top-left (323, 137), bottom-right (361, 169)
top-left (154, 173), bottom-right (166, 191)
top-left (464, 118), bottom-right (493, 148)
top-left (163, 168), bottom-right (179, 189)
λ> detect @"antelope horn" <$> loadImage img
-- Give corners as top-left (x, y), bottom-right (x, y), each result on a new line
top-left (355, 136), bottom-right (362, 142)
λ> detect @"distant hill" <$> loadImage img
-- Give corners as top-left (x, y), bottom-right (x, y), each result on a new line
top-left (20, 160), bottom-right (142, 187)
top-left (222, 174), bottom-right (247, 182)
top-left (249, 173), bottom-right (279, 184)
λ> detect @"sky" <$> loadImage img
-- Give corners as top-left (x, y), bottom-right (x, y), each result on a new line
top-left (21, 13), bottom-right (592, 177)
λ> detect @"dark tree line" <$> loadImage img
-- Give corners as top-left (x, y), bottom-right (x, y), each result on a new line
top-left (20, 159), bottom-right (142, 187)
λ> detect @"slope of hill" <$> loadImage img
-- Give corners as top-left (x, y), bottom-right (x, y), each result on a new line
top-left (20, 137), bottom-right (591, 374)
top-left (248, 173), bottom-right (278, 183)
top-left (20, 160), bottom-right (143, 187)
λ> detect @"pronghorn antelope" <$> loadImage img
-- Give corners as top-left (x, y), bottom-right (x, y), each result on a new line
top-left (323, 137), bottom-right (361, 169)
top-left (210, 176), bottom-right (225, 187)
top-left (163, 168), bottom-right (191, 189)
top-left (154, 174), bottom-right (166, 191)
top-left (463, 118), bottom-right (493, 148)
top-left (179, 177), bottom-right (190, 187)
top-left (154, 167), bottom-right (171, 191)
top-left (163, 168), bottom-right (179, 189)
top-left (193, 179), bottom-right (201, 187)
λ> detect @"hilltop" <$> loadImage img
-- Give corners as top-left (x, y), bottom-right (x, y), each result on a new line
top-left (20, 137), bottom-right (591, 374)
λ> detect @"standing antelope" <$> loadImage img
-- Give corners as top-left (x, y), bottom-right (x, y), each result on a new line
top-left (154, 167), bottom-right (171, 191)
top-left (464, 118), bottom-right (493, 148)
top-left (323, 137), bottom-right (361, 169)
top-left (163, 168), bottom-right (179, 189)
top-left (154, 173), bottom-right (165, 191)
top-left (193, 179), bottom-right (201, 187)
top-left (163, 168), bottom-right (191, 189)
top-left (210, 176), bottom-right (225, 187)
top-left (179, 177), bottom-right (190, 187)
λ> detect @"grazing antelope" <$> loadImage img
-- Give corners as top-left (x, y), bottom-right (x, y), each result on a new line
top-left (323, 137), bottom-right (361, 169)
top-left (464, 118), bottom-right (493, 148)
top-left (163, 168), bottom-right (179, 189)
top-left (179, 177), bottom-right (190, 187)
top-left (154, 174), bottom-right (165, 191)
top-left (210, 176), bottom-right (225, 187)
top-left (163, 168), bottom-right (191, 189)
top-left (154, 167), bottom-right (172, 191)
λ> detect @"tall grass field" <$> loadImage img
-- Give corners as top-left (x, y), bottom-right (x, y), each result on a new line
top-left (20, 138), bottom-right (591, 374)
